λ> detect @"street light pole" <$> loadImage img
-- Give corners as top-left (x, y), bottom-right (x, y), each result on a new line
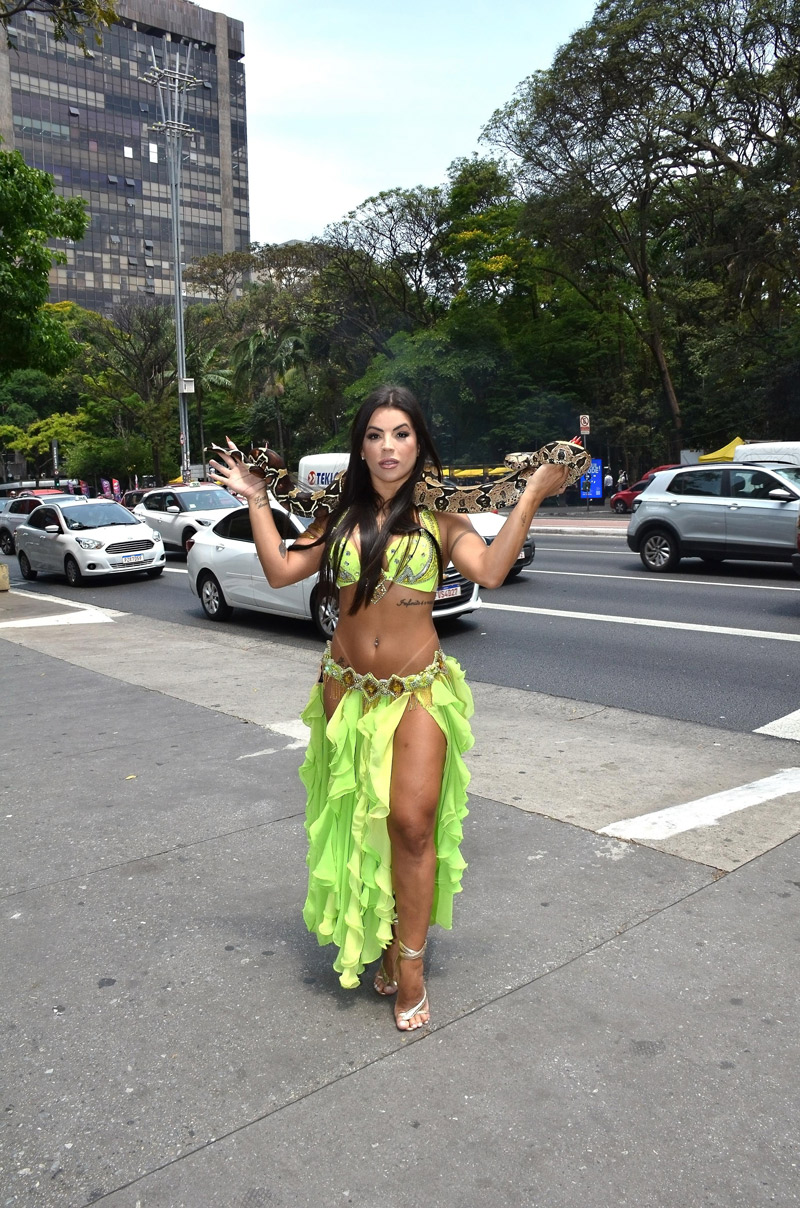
top-left (141, 40), bottom-right (198, 483)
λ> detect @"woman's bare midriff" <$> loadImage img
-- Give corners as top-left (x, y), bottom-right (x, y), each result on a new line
top-left (330, 580), bottom-right (440, 678)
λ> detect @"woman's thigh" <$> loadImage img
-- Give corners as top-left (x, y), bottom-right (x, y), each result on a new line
top-left (389, 700), bottom-right (447, 839)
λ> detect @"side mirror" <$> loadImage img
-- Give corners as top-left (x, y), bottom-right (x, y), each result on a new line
top-left (768, 489), bottom-right (794, 502)
top-left (166, 505), bottom-right (181, 513)
top-left (45, 524), bottom-right (61, 534)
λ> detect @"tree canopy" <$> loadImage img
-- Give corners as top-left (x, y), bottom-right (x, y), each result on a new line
top-left (1, 0), bottom-right (116, 46)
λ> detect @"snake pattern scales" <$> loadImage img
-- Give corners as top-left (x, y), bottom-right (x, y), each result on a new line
top-left (211, 440), bottom-right (593, 518)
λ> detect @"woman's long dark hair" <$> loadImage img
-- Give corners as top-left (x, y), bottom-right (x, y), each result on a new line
top-left (317, 384), bottom-right (444, 615)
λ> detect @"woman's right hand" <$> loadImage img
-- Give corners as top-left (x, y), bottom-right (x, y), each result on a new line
top-left (208, 439), bottom-right (267, 502)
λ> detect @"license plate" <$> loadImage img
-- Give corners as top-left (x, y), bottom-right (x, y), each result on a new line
top-left (121, 554), bottom-right (144, 564)
top-left (435, 584), bottom-right (460, 601)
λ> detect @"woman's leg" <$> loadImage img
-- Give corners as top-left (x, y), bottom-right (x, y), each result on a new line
top-left (387, 699), bottom-right (447, 1029)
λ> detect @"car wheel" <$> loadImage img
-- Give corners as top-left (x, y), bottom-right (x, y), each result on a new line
top-left (312, 587), bottom-right (339, 640)
top-left (64, 555), bottom-right (83, 586)
top-left (199, 571), bottom-right (232, 621)
top-left (18, 550), bottom-right (37, 580)
top-left (145, 567), bottom-right (164, 578)
top-left (639, 528), bottom-right (679, 572)
top-left (503, 566), bottom-right (524, 582)
top-left (0, 529), bottom-right (13, 555)
top-left (182, 527), bottom-right (196, 553)
top-left (613, 500), bottom-right (628, 514)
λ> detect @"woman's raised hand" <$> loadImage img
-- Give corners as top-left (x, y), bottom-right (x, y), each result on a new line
top-left (525, 461), bottom-right (571, 498)
top-left (207, 439), bottom-right (267, 501)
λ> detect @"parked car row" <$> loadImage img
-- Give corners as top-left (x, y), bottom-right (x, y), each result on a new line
top-left (14, 497), bottom-right (166, 584)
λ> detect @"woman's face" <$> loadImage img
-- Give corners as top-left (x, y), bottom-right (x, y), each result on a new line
top-left (361, 406), bottom-right (419, 492)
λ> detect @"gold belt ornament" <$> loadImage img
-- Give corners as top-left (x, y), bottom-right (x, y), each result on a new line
top-left (321, 644), bottom-right (447, 702)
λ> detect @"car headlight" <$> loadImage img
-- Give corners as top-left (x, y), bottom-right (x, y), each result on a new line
top-left (196, 518), bottom-right (211, 526)
top-left (151, 529), bottom-right (162, 542)
top-left (75, 537), bottom-right (104, 549)
top-left (631, 500), bottom-right (641, 513)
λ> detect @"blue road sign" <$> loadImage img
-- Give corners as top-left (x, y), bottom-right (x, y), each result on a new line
top-left (580, 458), bottom-right (603, 500)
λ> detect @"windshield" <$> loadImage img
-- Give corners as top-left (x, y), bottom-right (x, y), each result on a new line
top-left (768, 465), bottom-right (800, 489)
top-left (62, 503), bottom-right (140, 531)
top-left (180, 489), bottom-right (243, 511)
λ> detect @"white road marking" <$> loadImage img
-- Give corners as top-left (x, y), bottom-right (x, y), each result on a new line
top-left (163, 567), bottom-right (189, 574)
top-left (268, 719), bottom-right (310, 748)
top-left (755, 708), bottom-right (800, 742)
top-left (480, 601), bottom-right (800, 642)
top-left (0, 610), bottom-right (114, 629)
top-left (599, 768), bottom-right (800, 841)
top-left (9, 588), bottom-right (125, 615)
top-left (237, 747), bottom-right (280, 760)
top-left (0, 589), bottom-right (124, 628)
top-left (520, 567), bottom-right (800, 592)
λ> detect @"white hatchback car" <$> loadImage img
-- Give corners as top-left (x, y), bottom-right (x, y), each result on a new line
top-left (187, 500), bottom-right (482, 639)
top-left (15, 498), bottom-right (165, 585)
top-left (133, 484), bottom-right (243, 552)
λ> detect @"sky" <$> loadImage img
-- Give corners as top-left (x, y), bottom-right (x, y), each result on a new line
top-left (216, 0), bottom-right (598, 245)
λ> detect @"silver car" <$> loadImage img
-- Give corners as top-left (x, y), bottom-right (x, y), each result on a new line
top-left (15, 499), bottom-right (166, 584)
top-left (627, 461), bottom-right (800, 572)
top-left (133, 484), bottom-right (243, 552)
top-left (187, 501), bottom-right (481, 639)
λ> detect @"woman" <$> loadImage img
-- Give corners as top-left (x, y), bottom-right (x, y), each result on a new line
top-left (209, 385), bottom-right (569, 1031)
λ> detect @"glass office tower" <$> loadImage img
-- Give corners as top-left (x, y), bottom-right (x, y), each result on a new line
top-left (0, 0), bottom-right (249, 315)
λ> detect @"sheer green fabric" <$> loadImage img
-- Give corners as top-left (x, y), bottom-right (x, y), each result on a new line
top-left (299, 656), bottom-right (474, 989)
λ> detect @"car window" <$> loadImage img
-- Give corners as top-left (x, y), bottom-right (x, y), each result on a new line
top-left (271, 509), bottom-right (302, 539)
top-left (143, 494), bottom-right (165, 511)
top-left (730, 469), bottom-right (781, 499)
top-left (666, 469), bottom-right (723, 497)
top-left (27, 508), bottom-right (49, 530)
top-left (61, 502), bottom-right (139, 530)
top-left (38, 508), bottom-right (61, 529)
top-left (225, 510), bottom-right (254, 542)
top-left (769, 466), bottom-right (800, 490)
top-left (180, 488), bottom-right (241, 511)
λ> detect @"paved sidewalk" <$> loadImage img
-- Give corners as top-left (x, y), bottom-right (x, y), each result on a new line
top-left (2, 588), bottom-right (798, 1207)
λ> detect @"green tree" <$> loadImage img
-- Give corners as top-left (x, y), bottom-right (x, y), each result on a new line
top-left (0, 150), bottom-right (88, 374)
top-left (483, 0), bottom-right (800, 448)
top-left (1, 0), bottom-right (116, 47)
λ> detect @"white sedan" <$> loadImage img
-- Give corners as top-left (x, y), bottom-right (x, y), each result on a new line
top-left (15, 498), bottom-right (165, 585)
top-left (133, 484), bottom-right (243, 552)
top-left (186, 500), bottom-right (481, 639)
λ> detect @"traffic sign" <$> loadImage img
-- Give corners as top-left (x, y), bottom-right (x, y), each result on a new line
top-left (579, 414), bottom-right (590, 434)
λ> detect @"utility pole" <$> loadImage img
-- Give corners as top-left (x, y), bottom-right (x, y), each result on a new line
top-left (141, 40), bottom-right (198, 483)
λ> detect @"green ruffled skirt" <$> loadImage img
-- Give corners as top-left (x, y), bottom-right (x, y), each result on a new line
top-left (299, 655), bottom-right (474, 989)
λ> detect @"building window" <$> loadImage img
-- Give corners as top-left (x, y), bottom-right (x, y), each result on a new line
top-left (107, 175), bottom-right (119, 183)
top-left (125, 177), bottom-right (135, 186)
top-left (69, 106), bottom-right (80, 117)
top-left (149, 143), bottom-right (158, 163)
top-left (89, 139), bottom-right (98, 152)
top-left (124, 145), bottom-right (133, 158)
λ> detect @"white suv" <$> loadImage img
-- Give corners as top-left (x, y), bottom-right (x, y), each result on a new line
top-left (627, 461), bottom-right (800, 573)
top-left (133, 484), bottom-right (243, 552)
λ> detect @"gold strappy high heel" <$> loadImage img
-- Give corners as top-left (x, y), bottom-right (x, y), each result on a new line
top-left (394, 939), bottom-right (429, 1031)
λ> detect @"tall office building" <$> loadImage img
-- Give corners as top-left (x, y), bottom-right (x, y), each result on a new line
top-left (0, 0), bottom-right (249, 315)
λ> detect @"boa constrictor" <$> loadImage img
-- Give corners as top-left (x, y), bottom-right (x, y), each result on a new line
top-left (211, 439), bottom-right (592, 518)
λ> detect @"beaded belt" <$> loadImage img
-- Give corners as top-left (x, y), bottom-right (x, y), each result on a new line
top-left (320, 643), bottom-right (447, 702)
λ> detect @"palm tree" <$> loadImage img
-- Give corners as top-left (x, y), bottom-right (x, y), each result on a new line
top-left (230, 327), bottom-right (306, 461)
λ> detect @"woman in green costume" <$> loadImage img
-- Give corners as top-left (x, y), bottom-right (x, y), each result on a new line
top-left (209, 385), bottom-right (568, 1030)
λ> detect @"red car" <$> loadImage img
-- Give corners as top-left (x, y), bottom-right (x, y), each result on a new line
top-left (609, 465), bottom-right (680, 513)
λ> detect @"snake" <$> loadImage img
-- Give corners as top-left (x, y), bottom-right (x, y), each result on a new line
top-left (210, 439), bottom-right (592, 518)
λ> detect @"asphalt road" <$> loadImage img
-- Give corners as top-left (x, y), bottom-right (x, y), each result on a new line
top-left (3, 533), bottom-right (799, 736)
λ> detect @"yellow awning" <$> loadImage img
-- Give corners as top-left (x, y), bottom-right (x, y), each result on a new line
top-left (698, 436), bottom-right (744, 463)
